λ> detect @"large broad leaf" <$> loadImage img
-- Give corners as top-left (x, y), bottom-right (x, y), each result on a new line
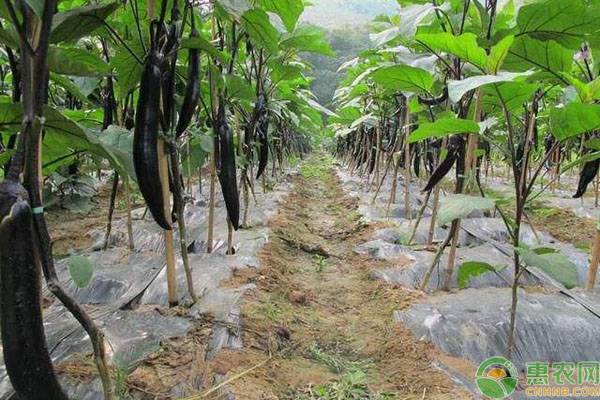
top-left (458, 261), bottom-right (505, 289)
top-left (271, 64), bottom-right (303, 84)
top-left (50, 73), bottom-right (94, 105)
top-left (483, 81), bottom-right (539, 113)
top-left (516, 0), bottom-right (600, 49)
top-left (68, 255), bottom-right (94, 288)
top-left (487, 35), bottom-right (514, 74)
top-left (97, 125), bottom-right (136, 182)
top-left (181, 36), bottom-right (227, 63)
top-left (0, 103), bottom-right (28, 134)
top-left (378, 46), bottom-right (438, 74)
top-left (437, 194), bottom-right (495, 226)
top-left (350, 114), bottom-right (378, 130)
top-left (280, 25), bottom-right (334, 56)
top-left (0, 26), bottom-right (18, 48)
top-left (370, 65), bottom-right (433, 93)
top-left (2, 105), bottom-right (132, 178)
top-left (297, 93), bottom-right (337, 117)
top-left (224, 74), bottom-right (256, 101)
top-left (370, 3), bottom-right (436, 47)
top-left (516, 247), bottom-right (578, 289)
top-left (504, 37), bottom-right (573, 81)
top-left (560, 74), bottom-right (600, 104)
top-left (111, 40), bottom-right (144, 97)
top-left (241, 9), bottom-right (280, 54)
top-left (215, 0), bottom-right (252, 18)
top-left (258, 0), bottom-right (303, 32)
top-left (48, 46), bottom-right (110, 77)
top-left (330, 106), bottom-right (361, 125)
top-left (550, 103), bottom-right (600, 141)
top-left (448, 71), bottom-right (533, 103)
top-left (409, 118), bottom-right (479, 143)
top-left (416, 32), bottom-right (487, 71)
top-left (50, 2), bottom-right (120, 43)
top-left (182, 133), bottom-right (211, 176)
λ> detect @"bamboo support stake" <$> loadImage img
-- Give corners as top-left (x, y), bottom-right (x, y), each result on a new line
top-left (587, 220), bottom-right (600, 290)
top-left (242, 172), bottom-right (250, 228)
top-left (443, 91), bottom-right (482, 290)
top-left (407, 190), bottom-right (431, 245)
top-left (124, 178), bottom-right (135, 250)
top-left (372, 126), bottom-right (381, 190)
top-left (198, 166), bottom-right (203, 195)
top-left (158, 140), bottom-right (178, 306)
top-left (186, 141), bottom-right (192, 196)
top-left (207, 153), bottom-right (217, 253)
top-left (443, 220), bottom-right (461, 290)
top-left (594, 174), bottom-right (600, 208)
top-left (145, 0), bottom-right (175, 306)
top-left (386, 152), bottom-right (401, 217)
top-left (403, 108), bottom-right (412, 219)
top-left (427, 186), bottom-right (440, 245)
top-left (427, 139), bottom-right (447, 245)
top-left (227, 218), bottom-right (234, 255)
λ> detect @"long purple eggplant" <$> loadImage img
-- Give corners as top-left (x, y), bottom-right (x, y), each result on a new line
top-left (216, 102), bottom-right (240, 230)
top-left (422, 135), bottom-right (462, 192)
top-left (573, 158), bottom-right (600, 198)
top-left (133, 53), bottom-right (172, 230)
top-left (256, 116), bottom-right (269, 179)
top-left (175, 28), bottom-right (201, 138)
top-left (0, 181), bottom-right (68, 400)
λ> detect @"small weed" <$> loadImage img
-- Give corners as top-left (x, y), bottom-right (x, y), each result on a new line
top-left (114, 365), bottom-right (133, 400)
top-left (314, 254), bottom-right (327, 273)
top-left (300, 154), bottom-right (334, 180)
top-left (531, 207), bottom-right (558, 219)
top-left (308, 343), bottom-right (372, 375)
top-left (575, 241), bottom-right (591, 252)
top-left (287, 349), bottom-right (396, 399)
top-left (288, 155), bottom-right (301, 168)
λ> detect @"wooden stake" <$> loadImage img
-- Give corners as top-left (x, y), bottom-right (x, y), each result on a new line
top-left (595, 174), bottom-right (599, 208)
top-left (442, 91), bottom-right (481, 289)
top-left (207, 153), bottom-right (216, 253)
top-left (124, 177), bottom-right (135, 250)
top-left (587, 228), bottom-right (600, 290)
top-left (427, 139), bottom-right (447, 245)
top-left (386, 152), bottom-right (401, 217)
top-left (227, 218), bottom-right (234, 255)
top-left (158, 140), bottom-right (178, 306)
top-left (443, 220), bottom-right (461, 290)
top-left (427, 185), bottom-right (440, 245)
top-left (407, 190), bottom-right (431, 245)
top-left (403, 108), bottom-right (412, 219)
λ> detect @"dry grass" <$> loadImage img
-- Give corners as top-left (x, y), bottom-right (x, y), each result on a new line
top-left (216, 154), bottom-right (473, 399)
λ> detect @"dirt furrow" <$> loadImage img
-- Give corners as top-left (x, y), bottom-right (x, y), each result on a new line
top-left (212, 155), bottom-right (473, 399)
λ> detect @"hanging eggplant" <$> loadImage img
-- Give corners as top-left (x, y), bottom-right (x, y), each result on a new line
top-left (245, 93), bottom-right (266, 155)
top-left (422, 135), bottom-right (463, 192)
top-left (256, 115), bottom-right (269, 179)
top-left (175, 27), bottom-right (200, 138)
top-left (215, 101), bottom-right (240, 230)
top-left (573, 158), bottom-right (600, 198)
top-left (101, 80), bottom-right (114, 130)
top-left (133, 50), bottom-right (172, 230)
top-left (0, 181), bottom-right (68, 400)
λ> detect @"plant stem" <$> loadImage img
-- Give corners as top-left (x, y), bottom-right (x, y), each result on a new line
top-left (103, 172), bottom-right (119, 250)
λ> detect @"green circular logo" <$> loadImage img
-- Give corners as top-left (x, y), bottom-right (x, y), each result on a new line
top-left (476, 356), bottom-right (518, 399)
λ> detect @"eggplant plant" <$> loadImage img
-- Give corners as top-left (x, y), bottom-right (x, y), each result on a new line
top-left (0, 0), bottom-right (326, 397)
top-left (332, 0), bottom-right (600, 358)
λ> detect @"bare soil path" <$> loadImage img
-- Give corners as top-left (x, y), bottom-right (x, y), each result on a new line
top-left (212, 155), bottom-right (473, 399)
